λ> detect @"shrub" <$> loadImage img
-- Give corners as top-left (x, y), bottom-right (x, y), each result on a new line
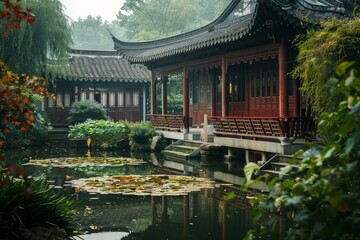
top-left (66, 100), bottom-right (108, 125)
top-left (68, 119), bottom-right (128, 148)
top-left (0, 173), bottom-right (76, 239)
top-left (25, 113), bottom-right (51, 146)
top-left (128, 121), bottom-right (155, 152)
top-left (4, 113), bottom-right (50, 148)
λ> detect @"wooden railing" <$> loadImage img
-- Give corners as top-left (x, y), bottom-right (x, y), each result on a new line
top-left (148, 114), bottom-right (302, 140)
top-left (148, 114), bottom-right (186, 132)
top-left (210, 116), bottom-right (299, 140)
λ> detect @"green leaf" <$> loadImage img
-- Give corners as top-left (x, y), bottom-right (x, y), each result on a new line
top-left (279, 165), bottom-right (292, 178)
top-left (225, 192), bottom-right (235, 201)
top-left (323, 146), bottom-right (337, 159)
top-left (336, 62), bottom-right (354, 76)
top-left (345, 133), bottom-right (358, 155)
top-left (292, 182), bottom-right (305, 196)
top-left (281, 179), bottom-right (294, 189)
top-left (244, 162), bottom-right (260, 183)
top-left (344, 69), bottom-right (355, 87)
top-left (328, 194), bottom-right (342, 208)
top-left (284, 196), bottom-right (304, 206)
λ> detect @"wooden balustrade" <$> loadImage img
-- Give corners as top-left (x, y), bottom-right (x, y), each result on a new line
top-left (148, 114), bottom-right (301, 140)
top-left (210, 116), bottom-right (299, 140)
top-left (148, 114), bottom-right (186, 132)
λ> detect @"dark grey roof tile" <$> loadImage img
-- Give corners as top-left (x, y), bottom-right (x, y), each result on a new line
top-left (55, 49), bottom-right (150, 82)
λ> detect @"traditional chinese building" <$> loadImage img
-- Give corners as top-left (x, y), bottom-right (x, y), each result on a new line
top-left (112, 0), bottom-right (354, 160)
top-left (46, 49), bottom-right (151, 126)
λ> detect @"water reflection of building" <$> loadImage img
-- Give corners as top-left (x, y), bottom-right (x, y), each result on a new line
top-left (118, 189), bottom-right (259, 240)
top-left (21, 150), bottom-right (274, 239)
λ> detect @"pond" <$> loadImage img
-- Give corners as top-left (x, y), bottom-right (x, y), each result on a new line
top-left (3, 146), bottom-right (263, 240)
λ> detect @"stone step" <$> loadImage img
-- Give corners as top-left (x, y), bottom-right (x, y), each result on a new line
top-left (167, 145), bottom-right (198, 154)
top-left (161, 150), bottom-right (189, 160)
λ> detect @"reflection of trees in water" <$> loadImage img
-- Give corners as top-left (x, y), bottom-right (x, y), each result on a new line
top-left (24, 164), bottom-right (154, 181)
top-left (75, 194), bottom-right (153, 233)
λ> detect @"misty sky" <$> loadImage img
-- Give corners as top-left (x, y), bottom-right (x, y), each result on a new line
top-left (60, 0), bottom-right (125, 22)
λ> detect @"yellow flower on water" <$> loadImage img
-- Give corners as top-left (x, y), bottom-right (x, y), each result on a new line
top-left (87, 137), bottom-right (92, 148)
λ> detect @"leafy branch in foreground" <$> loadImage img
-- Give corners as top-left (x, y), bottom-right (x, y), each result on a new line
top-left (242, 62), bottom-right (360, 240)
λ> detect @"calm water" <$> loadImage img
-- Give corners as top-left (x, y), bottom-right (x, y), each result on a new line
top-left (3, 147), bottom-right (260, 240)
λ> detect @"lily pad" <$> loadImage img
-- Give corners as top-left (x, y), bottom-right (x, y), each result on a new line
top-left (23, 157), bottom-right (146, 168)
top-left (71, 175), bottom-right (214, 196)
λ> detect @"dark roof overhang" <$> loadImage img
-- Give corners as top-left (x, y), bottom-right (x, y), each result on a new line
top-left (112, 0), bottom-right (352, 65)
top-left (50, 49), bottom-right (151, 83)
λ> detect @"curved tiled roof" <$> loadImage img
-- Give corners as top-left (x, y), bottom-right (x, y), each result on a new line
top-left (113, 0), bottom-right (353, 64)
top-left (55, 49), bottom-right (151, 83)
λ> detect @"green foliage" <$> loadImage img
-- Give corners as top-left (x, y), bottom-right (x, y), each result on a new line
top-left (0, 173), bottom-right (76, 239)
top-left (292, 17), bottom-right (360, 117)
top-left (128, 121), bottom-right (155, 152)
top-left (243, 63), bottom-right (360, 240)
top-left (156, 75), bottom-right (184, 114)
top-left (25, 116), bottom-right (51, 146)
top-left (153, 133), bottom-right (170, 152)
top-left (117, 0), bottom-right (231, 41)
top-left (5, 113), bottom-right (51, 147)
top-left (68, 119), bottom-right (128, 148)
top-left (66, 100), bottom-right (108, 125)
top-left (0, 0), bottom-right (71, 76)
top-left (71, 15), bottom-right (126, 50)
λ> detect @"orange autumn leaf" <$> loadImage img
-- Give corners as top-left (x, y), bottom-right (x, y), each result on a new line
top-left (12, 121), bottom-right (21, 126)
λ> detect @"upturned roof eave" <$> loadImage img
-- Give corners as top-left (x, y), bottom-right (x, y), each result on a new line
top-left (114, 0), bottom-right (351, 64)
top-left (115, 7), bottom-right (259, 63)
top-left (111, 0), bottom-right (242, 50)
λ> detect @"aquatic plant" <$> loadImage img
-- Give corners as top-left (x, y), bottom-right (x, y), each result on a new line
top-left (68, 119), bottom-right (128, 148)
top-left (127, 121), bottom-right (156, 151)
top-left (0, 173), bottom-right (76, 239)
top-left (25, 156), bottom-right (145, 167)
top-left (71, 175), bottom-right (214, 196)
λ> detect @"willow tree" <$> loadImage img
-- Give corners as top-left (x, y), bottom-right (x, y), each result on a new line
top-left (0, 0), bottom-right (71, 76)
top-left (292, 16), bottom-right (360, 117)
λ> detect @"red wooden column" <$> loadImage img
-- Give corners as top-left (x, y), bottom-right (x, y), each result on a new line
top-left (161, 76), bottom-right (168, 114)
top-left (210, 69), bottom-right (217, 116)
top-left (183, 65), bottom-right (190, 132)
top-left (221, 57), bottom-right (228, 117)
top-left (151, 71), bottom-right (157, 114)
top-left (278, 36), bottom-right (289, 118)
